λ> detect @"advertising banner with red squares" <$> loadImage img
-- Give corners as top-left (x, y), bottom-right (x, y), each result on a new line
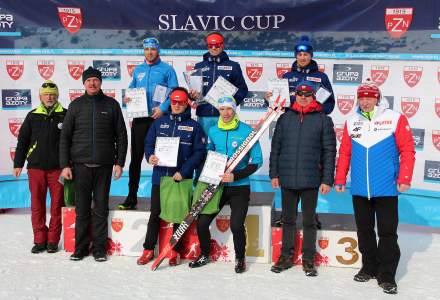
top-left (1, 54), bottom-right (440, 195)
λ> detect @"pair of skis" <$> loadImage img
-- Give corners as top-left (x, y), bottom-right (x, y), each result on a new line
top-left (151, 96), bottom-right (286, 271)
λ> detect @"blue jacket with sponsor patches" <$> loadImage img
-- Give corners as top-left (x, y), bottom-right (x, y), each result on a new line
top-left (145, 108), bottom-right (207, 185)
top-left (283, 60), bottom-right (335, 115)
top-left (207, 121), bottom-right (263, 186)
top-left (194, 51), bottom-right (248, 117)
top-left (129, 58), bottom-right (178, 115)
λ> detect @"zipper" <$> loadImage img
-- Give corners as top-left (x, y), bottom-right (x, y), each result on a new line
top-left (212, 60), bottom-right (216, 115)
top-left (167, 116), bottom-right (178, 177)
top-left (366, 148), bottom-right (370, 199)
top-left (294, 114), bottom-right (302, 185)
top-left (92, 98), bottom-right (96, 161)
top-left (147, 65), bottom-right (151, 115)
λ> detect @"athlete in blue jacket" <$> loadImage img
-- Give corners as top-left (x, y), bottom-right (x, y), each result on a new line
top-left (189, 32), bottom-right (248, 135)
top-left (137, 88), bottom-right (206, 266)
top-left (189, 96), bottom-right (262, 274)
top-left (118, 38), bottom-right (178, 210)
top-left (281, 36), bottom-right (335, 115)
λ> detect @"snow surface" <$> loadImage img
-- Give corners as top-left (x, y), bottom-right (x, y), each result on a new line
top-left (1, 209), bottom-right (440, 300)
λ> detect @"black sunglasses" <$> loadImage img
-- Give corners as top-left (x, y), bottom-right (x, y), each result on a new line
top-left (41, 82), bottom-right (57, 88)
top-left (296, 91), bottom-right (313, 97)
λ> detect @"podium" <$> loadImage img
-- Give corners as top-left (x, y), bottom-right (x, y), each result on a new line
top-left (63, 193), bottom-right (361, 267)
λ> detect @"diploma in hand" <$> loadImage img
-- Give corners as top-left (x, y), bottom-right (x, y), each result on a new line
top-left (267, 78), bottom-right (290, 107)
top-left (126, 88), bottom-right (148, 118)
top-left (199, 150), bottom-right (229, 185)
top-left (155, 137), bottom-right (180, 167)
top-left (204, 76), bottom-right (238, 109)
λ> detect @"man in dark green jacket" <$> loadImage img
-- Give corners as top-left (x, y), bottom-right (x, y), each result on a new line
top-left (13, 80), bottom-right (67, 254)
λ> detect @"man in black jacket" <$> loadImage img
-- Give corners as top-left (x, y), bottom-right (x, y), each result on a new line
top-left (60, 67), bottom-right (128, 262)
top-left (269, 81), bottom-right (336, 275)
top-left (13, 80), bottom-right (67, 254)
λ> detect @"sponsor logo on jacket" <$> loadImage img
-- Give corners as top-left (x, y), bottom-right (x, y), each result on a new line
top-left (2, 89), bottom-right (31, 109)
top-left (178, 125), bottom-right (193, 132)
top-left (93, 60), bottom-right (121, 80)
top-left (217, 65), bottom-right (232, 71)
top-left (385, 8), bottom-right (413, 39)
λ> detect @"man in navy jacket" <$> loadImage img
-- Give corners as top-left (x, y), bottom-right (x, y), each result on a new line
top-left (282, 36), bottom-right (335, 115)
top-left (137, 87), bottom-right (206, 266)
top-left (189, 32), bottom-right (248, 135)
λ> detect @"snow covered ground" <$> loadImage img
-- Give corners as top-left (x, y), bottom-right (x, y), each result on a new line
top-left (1, 209), bottom-right (440, 300)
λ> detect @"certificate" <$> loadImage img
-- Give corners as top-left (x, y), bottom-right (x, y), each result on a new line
top-left (199, 150), bottom-right (228, 185)
top-left (125, 88), bottom-right (148, 118)
top-left (204, 76), bottom-right (238, 109)
top-left (152, 84), bottom-right (170, 104)
top-left (267, 78), bottom-right (290, 107)
top-left (183, 69), bottom-right (203, 94)
top-left (316, 86), bottom-right (332, 104)
top-left (155, 137), bottom-right (180, 167)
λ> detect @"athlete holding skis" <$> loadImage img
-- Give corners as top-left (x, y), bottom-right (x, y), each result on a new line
top-left (188, 96), bottom-right (263, 273)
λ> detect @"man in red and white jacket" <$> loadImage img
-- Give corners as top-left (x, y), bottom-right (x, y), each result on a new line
top-left (334, 81), bottom-right (415, 295)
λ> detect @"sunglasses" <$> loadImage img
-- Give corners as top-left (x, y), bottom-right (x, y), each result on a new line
top-left (207, 43), bottom-right (223, 49)
top-left (296, 91), bottom-right (314, 97)
top-left (42, 82), bottom-right (57, 88)
top-left (171, 100), bottom-right (187, 106)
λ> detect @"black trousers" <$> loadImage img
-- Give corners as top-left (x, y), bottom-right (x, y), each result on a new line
top-left (353, 196), bottom-right (400, 284)
top-left (128, 117), bottom-right (154, 196)
top-left (143, 185), bottom-right (184, 252)
top-left (280, 188), bottom-right (318, 261)
top-left (74, 164), bottom-right (113, 252)
top-left (197, 185), bottom-right (250, 259)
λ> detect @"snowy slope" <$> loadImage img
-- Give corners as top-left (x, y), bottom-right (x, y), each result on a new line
top-left (1, 209), bottom-right (440, 300)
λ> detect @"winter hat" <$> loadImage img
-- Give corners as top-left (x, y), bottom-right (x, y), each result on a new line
top-left (218, 95), bottom-right (237, 111)
top-left (82, 66), bottom-right (102, 83)
top-left (295, 81), bottom-right (316, 95)
top-left (294, 35), bottom-right (313, 57)
top-left (39, 80), bottom-right (59, 96)
top-left (206, 32), bottom-right (224, 48)
top-left (170, 88), bottom-right (189, 104)
top-left (357, 79), bottom-right (381, 101)
top-left (143, 37), bottom-right (160, 52)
